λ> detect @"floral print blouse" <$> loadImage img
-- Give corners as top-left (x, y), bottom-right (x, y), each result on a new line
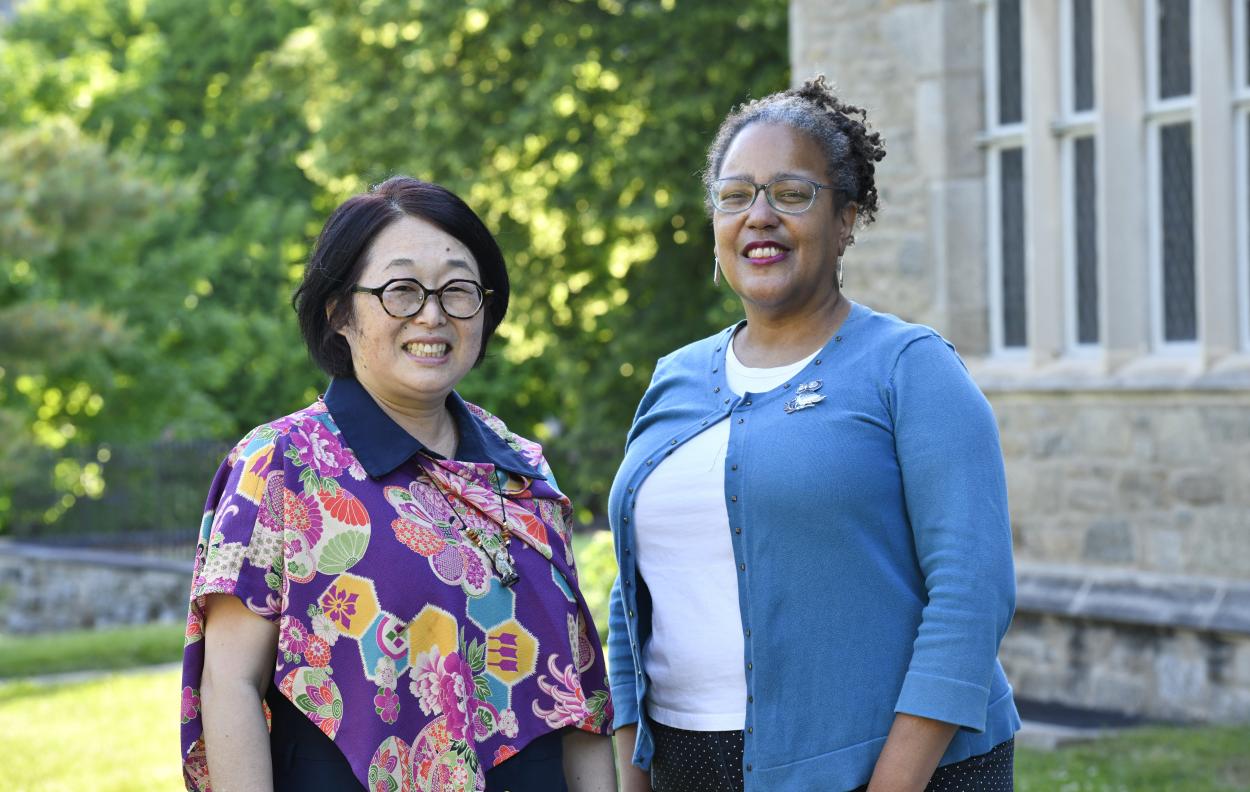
top-left (180, 378), bottom-right (611, 791)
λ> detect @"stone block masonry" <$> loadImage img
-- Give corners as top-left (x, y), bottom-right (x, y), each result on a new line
top-left (0, 541), bottom-right (190, 634)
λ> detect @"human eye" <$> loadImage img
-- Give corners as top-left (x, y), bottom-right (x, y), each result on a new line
top-left (716, 181), bottom-right (753, 207)
top-left (385, 280), bottom-right (422, 295)
top-left (772, 180), bottom-right (815, 205)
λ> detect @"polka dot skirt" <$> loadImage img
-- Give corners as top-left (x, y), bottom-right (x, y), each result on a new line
top-left (648, 718), bottom-right (744, 792)
top-left (649, 717), bottom-right (1014, 792)
top-left (843, 739), bottom-right (1015, 792)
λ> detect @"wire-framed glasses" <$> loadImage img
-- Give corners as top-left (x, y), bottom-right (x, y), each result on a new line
top-left (709, 177), bottom-right (838, 214)
top-left (350, 278), bottom-right (493, 319)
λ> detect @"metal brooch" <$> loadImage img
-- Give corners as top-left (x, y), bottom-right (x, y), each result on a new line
top-left (783, 379), bottom-right (826, 414)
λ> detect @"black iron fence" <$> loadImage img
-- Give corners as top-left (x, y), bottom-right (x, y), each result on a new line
top-left (4, 439), bottom-right (232, 558)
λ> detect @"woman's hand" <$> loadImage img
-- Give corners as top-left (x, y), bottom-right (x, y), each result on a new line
top-left (200, 593), bottom-right (278, 792)
top-left (865, 713), bottom-right (958, 792)
top-left (563, 728), bottom-right (618, 792)
top-left (612, 723), bottom-right (652, 792)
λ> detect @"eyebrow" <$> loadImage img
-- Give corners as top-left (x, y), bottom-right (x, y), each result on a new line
top-left (384, 257), bottom-right (474, 272)
top-left (719, 172), bottom-right (814, 182)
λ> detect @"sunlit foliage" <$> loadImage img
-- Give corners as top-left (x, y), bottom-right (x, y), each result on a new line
top-left (0, 0), bottom-right (787, 530)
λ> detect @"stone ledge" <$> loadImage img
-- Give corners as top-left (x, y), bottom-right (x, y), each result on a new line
top-left (0, 540), bottom-right (191, 575)
top-left (1015, 561), bottom-right (1250, 635)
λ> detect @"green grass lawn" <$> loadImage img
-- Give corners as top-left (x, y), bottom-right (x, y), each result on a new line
top-left (0, 622), bottom-right (185, 679)
top-left (1016, 725), bottom-right (1250, 791)
top-left (2, 609), bottom-right (1248, 791)
top-left (0, 667), bottom-right (184, 792)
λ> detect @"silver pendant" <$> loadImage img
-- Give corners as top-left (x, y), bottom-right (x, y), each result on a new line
top-left (784, 380), bottom-right (826, 413)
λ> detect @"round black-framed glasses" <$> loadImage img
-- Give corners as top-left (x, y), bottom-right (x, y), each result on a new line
top-left (350, 278), bottom-right (493, 320)
top-left (709, 177), bottom-right (838, 215)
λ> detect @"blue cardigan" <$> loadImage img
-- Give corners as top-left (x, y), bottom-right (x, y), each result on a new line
top-left (607, 303), bottom-right (1020, 791)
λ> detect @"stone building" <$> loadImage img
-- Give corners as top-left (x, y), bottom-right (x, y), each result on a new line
top-left (790, 0), bottom-right (1250, 722)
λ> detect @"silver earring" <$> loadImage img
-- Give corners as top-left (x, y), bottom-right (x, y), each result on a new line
top-left (713, 257), bottom-right (721, 286)
top-left (836, 256), bottom-right (844, 289)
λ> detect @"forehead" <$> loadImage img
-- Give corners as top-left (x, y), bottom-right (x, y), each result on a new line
top-left (719, 123), bottom-right (828, 181)
top-left (361, 214), bottom-right (480, 279)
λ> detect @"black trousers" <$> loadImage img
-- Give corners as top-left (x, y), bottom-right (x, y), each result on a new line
top-left (266, 686), bottom-right (567, 791)
top-left (648, 716), bottom-right (1014, 792)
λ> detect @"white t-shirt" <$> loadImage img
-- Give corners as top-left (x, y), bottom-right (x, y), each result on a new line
top-left (634, 338), bottom-right (818, 730)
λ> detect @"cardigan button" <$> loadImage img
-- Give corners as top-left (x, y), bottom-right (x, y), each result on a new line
top-left (744, 400), bottom-right (752, 406)
top-left (622, 517), bottom-right (629, 524)
top-left (739, 563), bottom-right (746, 571)
top-left (628, 610), bottom-right (634, 618)
top-left (745, 629), bottom-right (751, 637)
top-left (747, 764), bottom-right (753, 772)
top-left (714, 386), bottom-right (721, 393)
top-left (737, 418), bottom-right (744, 424)
top-left (748, 695), bottom-right (754, 703)
top-left (670, 439), bottom-right (677, 445)
top-left (735, 527), bottom-right (742, 534)
top-left (747, 727), bottom-right (754, 734)
top-left (731, 464), bottom-right (738, 471)
top-left (747, 662), bottom-right (753, 670)
top-left (814, 358), bottom-right (822, 365)
top-left (730, 495), bottom-right (738, 502)
top-left (627, 487), bottom-right (634, 493)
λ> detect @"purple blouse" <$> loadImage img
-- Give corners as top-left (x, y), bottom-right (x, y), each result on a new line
top-left (180, 378), bottom-right (611, 791)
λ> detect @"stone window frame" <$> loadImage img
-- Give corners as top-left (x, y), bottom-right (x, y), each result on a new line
top-left (1144, 0), bottom-right (1198, 354)
top-left (972, 0), bottom-right (1250, 390)
top-left (1057, 0), bottom-right (1101, 356)
top-left (981, 0), bottom-right (1030, 359)
top-left (1235, 0), bottom-right (1250, 353)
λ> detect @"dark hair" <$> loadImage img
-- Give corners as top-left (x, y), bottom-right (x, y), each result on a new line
top-left (703, 75), bottom-right (887, 230)
top-left (294, 176), bottom-right (509, 377)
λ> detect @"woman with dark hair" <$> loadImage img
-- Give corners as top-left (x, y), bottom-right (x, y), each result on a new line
top-left (608, 77), bottom-right (1020, 791)
top-left (180, 176), bottom-right (615, 792)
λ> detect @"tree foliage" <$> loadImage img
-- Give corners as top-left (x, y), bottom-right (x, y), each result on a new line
top-left (0, 0), bottom-right (788, 531)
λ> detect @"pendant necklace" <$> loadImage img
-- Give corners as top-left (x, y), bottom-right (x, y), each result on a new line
top-left (428, 463), bottom-right (520, 588)
top-left (464, 481), bottom-right (520, 588)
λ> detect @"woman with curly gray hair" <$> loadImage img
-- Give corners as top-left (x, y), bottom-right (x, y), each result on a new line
top-left (606, 77), bottom-right (1020, 792)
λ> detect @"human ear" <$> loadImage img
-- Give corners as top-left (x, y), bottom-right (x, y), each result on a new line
top-left (839, 202), bottom-right (859, 253)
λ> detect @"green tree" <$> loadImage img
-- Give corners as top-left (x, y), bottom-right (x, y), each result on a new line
top-left (0, 0), bottom-right (788, 530)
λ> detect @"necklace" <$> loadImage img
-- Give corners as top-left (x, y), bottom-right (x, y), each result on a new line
top-left (427, 462), bottom-right (520, 588)
top-left (463, 483), bottom-right (520, 588)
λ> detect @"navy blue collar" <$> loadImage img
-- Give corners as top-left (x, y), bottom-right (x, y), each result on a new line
top-left (323, 377), bottom-right (545, 481)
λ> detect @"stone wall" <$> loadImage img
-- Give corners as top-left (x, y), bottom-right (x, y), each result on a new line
top-left (989, 391), bottom-right (1250, 578)
top-left (1008, 562), bottom-right (1250, 723)
top-left (791, 0), bottom-right (1250, 722)
top-left (0, 542), bottom-right (190, 634)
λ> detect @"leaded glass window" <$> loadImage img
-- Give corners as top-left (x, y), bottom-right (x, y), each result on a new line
top-left (997, 0), bottom-right (1023, 124)
top-left (1001, 147), bottom-right (1027, 347)
top-left (1074, 137), bottom-right (1099, 344)
top-left (1073, 0), bottom-right (1094, 112)
top-left (1157, 0), bottom-right (1191, 100)
top-left (1160, 122), bottom-right (1196, 341)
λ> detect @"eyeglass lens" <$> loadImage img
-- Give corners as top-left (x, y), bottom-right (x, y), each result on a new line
top-left (381, 280), bottom-right (484, 319)
top-left (713, 179), bottom-right (818, 213)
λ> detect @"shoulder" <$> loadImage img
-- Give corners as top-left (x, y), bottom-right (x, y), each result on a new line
top-left (647, 324), bottom-right (735, 390)
top-left (847, 304), bottom-right (962, 377)
top-left (462, 400), bottom-right (549, 469)
top-left (222, 399), bottom-right (335, 469)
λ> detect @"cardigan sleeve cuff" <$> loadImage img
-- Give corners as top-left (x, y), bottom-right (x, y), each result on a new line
top-left (609, 671), bottom-right (640, 731)
top-left (894, 671), bottom-right (991, 733)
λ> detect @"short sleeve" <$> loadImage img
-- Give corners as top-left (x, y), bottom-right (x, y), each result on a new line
top-left (189, 430), bottom-right (286, 621)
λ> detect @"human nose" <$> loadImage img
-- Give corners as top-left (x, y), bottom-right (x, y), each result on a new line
top-left (408, 290), bottom-right (447, 324)
top-left (744, 185), bottom-right (780, 227)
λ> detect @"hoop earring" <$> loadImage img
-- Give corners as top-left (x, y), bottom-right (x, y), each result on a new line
top-left (713, 257), bottom-right (721, 286)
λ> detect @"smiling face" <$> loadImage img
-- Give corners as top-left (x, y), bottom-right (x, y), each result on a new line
top-left (339, 213), bottom-right (485, 412)
top-left (712, 123), bottom-right (856, 322)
